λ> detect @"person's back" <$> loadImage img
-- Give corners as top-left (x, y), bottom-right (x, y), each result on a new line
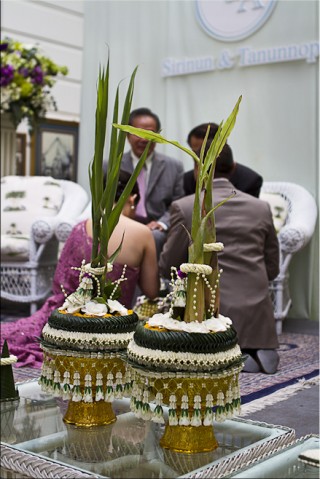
top-left (206, 179), bottom-right (278, 348)
top-left (160, 143), bottom-right (280, 374)
top-left (87, 214), bottom-right (159, 301)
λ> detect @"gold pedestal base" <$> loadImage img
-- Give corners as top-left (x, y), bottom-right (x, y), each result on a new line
top-left (160, 424), bottom-right (218, 453)
top-left (64, 400), bottom-right (116, 427)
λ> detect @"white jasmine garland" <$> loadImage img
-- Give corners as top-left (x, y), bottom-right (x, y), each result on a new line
top-left (127, 340), bottom-right (242, 371)
top-left (82, 262), bottom-right (112, 275)
top-left (203, 242), bottom-right (224, 252)
top-left (79, 277), bottom-right (93, 290)
top-left (0, 354), bottom-right (18, 366)
top-left (81, 301), bottom-right (108, 316)
top-left (42, 324), bottom-right (133, 350)
top-left (180, 263), bottom-right (213, 275)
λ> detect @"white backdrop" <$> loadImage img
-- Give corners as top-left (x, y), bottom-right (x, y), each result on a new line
top-left (78, 0), bottom-right (319, 321)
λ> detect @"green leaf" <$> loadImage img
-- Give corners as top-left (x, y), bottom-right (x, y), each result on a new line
top-left (93, 296), bottom-right (107, 304)
top-left (90, 55), bottom-right (139, 268)
top-left (108, 233), bottom-right (125, 264)
top-left (114, 124), bottom-right (200, 163)
top-left (103, 282), bottom-right (121, 301)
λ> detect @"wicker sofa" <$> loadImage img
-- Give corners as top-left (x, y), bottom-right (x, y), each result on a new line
top-left (260, 181), bottom-right (317, 334)
top-left (1, 176), bottom-right (89, 314)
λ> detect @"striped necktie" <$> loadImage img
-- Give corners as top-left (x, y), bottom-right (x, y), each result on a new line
top-left (136, 166), bottom-right (147, 218)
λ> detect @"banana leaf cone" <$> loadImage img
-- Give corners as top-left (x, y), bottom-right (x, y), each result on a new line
top-left (1, 340), bottom-right (19, 402)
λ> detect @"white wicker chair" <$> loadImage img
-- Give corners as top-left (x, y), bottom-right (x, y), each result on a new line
top-left (55, 201), bottom-right (91, 242)
top-left (1, 176), bottom-right (89, 314)
top-left (260, 181), bottom-right (318, 334)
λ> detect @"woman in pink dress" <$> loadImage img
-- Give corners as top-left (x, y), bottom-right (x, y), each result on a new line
top-left (1, 171), bottom-right (159, 368)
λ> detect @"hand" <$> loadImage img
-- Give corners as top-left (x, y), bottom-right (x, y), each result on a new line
top-left (147, 221), bottom-right (164, 231)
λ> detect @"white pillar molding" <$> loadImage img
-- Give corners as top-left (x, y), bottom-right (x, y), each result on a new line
top-left (1, 114), bottom-right (17, 177)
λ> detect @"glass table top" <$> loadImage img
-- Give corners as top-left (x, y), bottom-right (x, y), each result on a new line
top-left (228, 436), bottom-right (319, 478)
top-left (1, 379), bottom-right (295, 478)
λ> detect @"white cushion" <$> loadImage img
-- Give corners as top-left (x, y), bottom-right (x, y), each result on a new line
top-left (1, 234), bottom-right (30, 261)
top-left (1, 176), bottom-right (64, 236)
top-left (260, 192), bottom-right (289, 233)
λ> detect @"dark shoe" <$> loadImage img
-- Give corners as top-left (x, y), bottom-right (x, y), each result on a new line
top-left (242, 354), bottom-right (261, 373)
top-left (256, 349), bottom-right (279, 374)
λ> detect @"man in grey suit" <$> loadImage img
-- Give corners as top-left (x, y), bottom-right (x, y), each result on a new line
top-left (160, 143), bottom-right (280, 374)
top-left (121, 108), bottom-right (184, 258)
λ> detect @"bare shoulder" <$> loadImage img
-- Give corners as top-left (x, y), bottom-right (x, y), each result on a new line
top-left (121, 216), bottom-right (152, 239)
top-left (132, 219), bottom-right (153, 236)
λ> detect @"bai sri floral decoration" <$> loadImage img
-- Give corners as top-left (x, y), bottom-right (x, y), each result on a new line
top-left (39, 54), bottom-right (150, 427)
top-left (115, 97), bottom-right (245, 454)
top-left (0, 38), bottom-right (68, 131)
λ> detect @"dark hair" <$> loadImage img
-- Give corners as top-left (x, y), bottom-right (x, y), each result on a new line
top-left (187, 122), bottom-right (219, 145)
top-left (215, 143), bottom-right (234, 177)
top-left (195, 142), bottom-right (234, 177)
top-left (103, 169), bottom-right (141, 206)
top-left (129, 107), bottom-right (161, 132)
top-left (115, 170), bottom-right (140, 205)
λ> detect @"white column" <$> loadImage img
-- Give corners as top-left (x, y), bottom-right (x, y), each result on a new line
top-left (1, 114), bottom-right (17, 177)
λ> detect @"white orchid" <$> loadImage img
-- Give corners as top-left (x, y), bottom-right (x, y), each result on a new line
top-left (107, 299), bottom-right (128, 316)
top-left (81, 301), bottom-right (108, 316)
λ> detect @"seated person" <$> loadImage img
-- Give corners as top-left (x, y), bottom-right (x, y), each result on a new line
top-left (160, 143), bottom-right (280, 374)
top-left (184, 123), bottom-right (263, 198)
top-left (121, 107), bottom-right (185, 258)
top-left (1, 170), bottom-right (159, 368)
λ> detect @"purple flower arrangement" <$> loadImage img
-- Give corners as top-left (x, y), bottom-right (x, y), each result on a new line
top-left (0, 38), bottom-right (68, 130)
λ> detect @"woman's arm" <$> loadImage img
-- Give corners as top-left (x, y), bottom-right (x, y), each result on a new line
top-left (138, 229), bottom-right (160, 299)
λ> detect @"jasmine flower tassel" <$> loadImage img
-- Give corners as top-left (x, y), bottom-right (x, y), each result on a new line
top-left (123, 369), bottom-right (132, 394)
top-left (62, 371), bottom-right (71, 400)
top-left (105, 372), bottom-right (114, 402)
top-left (130, 384), bottom-right (138, 412)
top-left (142, 390), bottom-right (152, 420)
top-left (179, 394), bottom-right (190, 426)
top-left (152, 392), bottom-right (165, 424)
top-left (135, 390), bottom-right (143, 419)
top-left (191, 394), bottom-right (202, 427)
top-left (225, 388), bottom-right (233, 418)
top-left (95, 372), bottom-right (104, 401)
top-left (39, 364), bottom-right (47, 389)
top-left (72, 372), bottom-right (82, 402)
top-left (168, 394), bottom-right (178, 426)
top-left (203, 393), bottom-right (214, 426)
top-left (232, 384), bottom-right (241, 414)
top-left (115, 371), bottom-right (123, 398)
top-left (53, 370), bottom-right (61, 397)
top-left (215, 391), bottom-right (225, 422)
top-left (83, 373), bottom-right (93, 403)
top-left (46, 367), bottom-right (54, 393)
